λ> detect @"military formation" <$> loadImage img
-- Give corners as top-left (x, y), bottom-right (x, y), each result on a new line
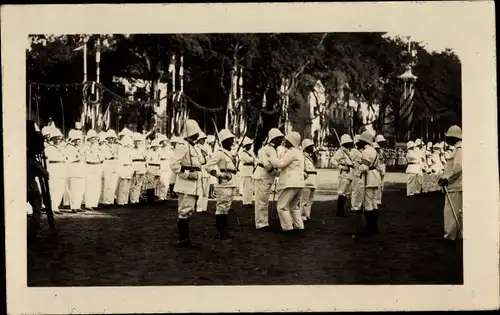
top-left (28, 118), bottom-right (462, 248)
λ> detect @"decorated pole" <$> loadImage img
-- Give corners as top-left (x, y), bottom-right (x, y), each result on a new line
top-left (398, 36), bottom-right (418, 142)
top-left (96, 37), bottom-right (101, 131)
top-left (168, 54), bottom-right (176, 136)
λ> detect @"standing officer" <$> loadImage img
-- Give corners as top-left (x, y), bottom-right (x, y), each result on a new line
top-left (145, 139), bottom-right (162, 203)
top-left (438, 126), bottom-right (463, 242)
top-left (157, 134), bottom-right (172, 201)
top-left (355, 131), bottom-right (381, 235)
top-left (195, 132), bottom-right (211, 214)
top-left (44, 128), bottom-right (68, 214)
top-left (332, 134), bottom-right (354, 217)
top-left (301, 139), bottom-right (317, 222)
top-left (168, 136), bottom-right (183, 199)
top-left (267, 131), bottom-right (305, 232)
top-left (238, 137), bottom-right (256, 209)
top-left (206, 129), bottom-right (239, 240)
top-left (375, 134), bottom-right (387, 207)
top-left (130, 132), bottom-right (147, 206)
top-left (116, 136), bottom-right (134, 206)
top-left (64, 129), bottom-right (86, 213)
top-left (83, 130), bottom-right (103, 211)
top-left (253, 128), bottom-right (284, 231)
top-left (350, 134), bottom-right (363, 213)
top-left (101, 129), bottom-right (119, 207)
top-left (171, 120), bottom-right (203, 248)
top-left (414, 139), bottom-right (425, 195)
top-left (405, 141), bottom-right (421, 197)
top-left (206, 135), bottom-right (218, 199)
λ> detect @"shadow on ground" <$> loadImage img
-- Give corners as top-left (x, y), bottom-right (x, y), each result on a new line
top-left (28, 183), bottom-right (463, 286)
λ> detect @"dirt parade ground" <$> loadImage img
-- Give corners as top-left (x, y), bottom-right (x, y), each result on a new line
top-left (27, 169), bottom-right (463, 286)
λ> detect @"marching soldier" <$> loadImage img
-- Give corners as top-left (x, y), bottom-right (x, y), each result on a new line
top-left (171, 120), bottom-right (203, 248)
top-left (116, 136), bottom-right (135, 206)
top-left (157, 134), bottom-right (173, 201)
top-left (405, 141), bottom-right (422, 197)
top-left (101, 129), bottom-right (119, 207)
top-left (44, 128), bottom-right (68, 214)
top-left (355, 131), bottom-right (381, 235)
top-left (300, 139), bottom-right (317, 221)
top-left (206, 135), bottom-right (218, 199)
top-left (267, 131), bottom-right (305, 232)
top-left (375, 134), bottom-right (387, 207)
top-left (206, 129), bottom-right (239, 240)
top-left (414, 139), bottom-right (425, 195)
top-left (168, 136), bottom-right (183, 199)
top-left (64, 129), bottom-right (86, 213)
top-left (332, 134), bottom-right (354, 217)
top-left (238, 137), bottom-right (256, 208)
top-left (83, 129), bottom-right (103, 210)
top-left (195, 132), bottom-right (211, 213)
top-left (438, 126), bottom-right (463, 242)
top-left (350, 135), bottom-right (363, 213)
top-left (372, 142), bottom-right (386, 209)
top-left (253, 128), bottom-right (284, 231)
top-left (301, 139), bottom-right (317, 222)
top-left (145, 139), bottom-right (162, 203)
top-left (130, 132), bottom-right (147, 206)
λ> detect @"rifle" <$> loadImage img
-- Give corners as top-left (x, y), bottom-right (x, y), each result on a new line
top-left (35, 151), bottom-right (56, 229)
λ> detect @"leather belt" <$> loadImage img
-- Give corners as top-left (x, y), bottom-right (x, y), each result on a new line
top-left (160, 158), bottom-right (167, 161)
top-left (49, 161), bottom-right (64, 164)
top-left (181, 166), bottom-right (201, 172)
top-left (87, 161), bottom-right (103, 165)
top-left (106, 157), bottom-right (116, 160)
top-left (369, 166), bottom-right (377, 170)
top-left (71, 160), bottom-right (81, 163)
top-left (257, 163), bottom-right (265, 168)
top-left (243, 162), bottom-right (254, 166)
top-left (306, 171), bottom-right (317, 175)
top-left (220, 169), bottom-right (237, 174)
top-left (149, 163), bottom-right (160, 167)
top-left (133, 159), bottom-right (146, 162)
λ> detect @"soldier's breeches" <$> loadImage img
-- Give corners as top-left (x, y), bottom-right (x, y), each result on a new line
top-left (117, 178), bottom-right (132, 205)
top-left (69, 177), bottom-right (85, 209)
top-left (337, 177), bottom-right (352, 196)
top-left (241, 176), bottom-right (254, 205)
top-left (277, 188), bottom-right (303, 231)
top-left (254, 179), bottom-right (273, 229)
top-left (407, 174), bottom-right (419, 196)
top-left (215, 187), bottom-right (235, 215)
top-left (178, 193), bottom-right (197, 219)
top-left (130, 174), bottom-right (145, 203)
top-left (300, 187), bottom-right (315, 219)
top-left (49, 176), bottom-right (66, 210)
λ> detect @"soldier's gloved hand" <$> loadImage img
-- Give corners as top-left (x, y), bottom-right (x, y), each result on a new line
top-left (187, 172), bottom-right (198, 180)
top-left (438, 178), bottom-right (448, 187)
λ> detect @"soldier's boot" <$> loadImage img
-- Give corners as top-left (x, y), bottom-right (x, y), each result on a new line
top-left (336, 195), bottom-right (346, 218)
top-left (222, 214), bottom-right (234, 239)
top-left (146, 189), bottom-right (155, 203)
top-left (177, 219), bottom-right (200, 248)
top-left (215, 215), bottom-right (229, 240)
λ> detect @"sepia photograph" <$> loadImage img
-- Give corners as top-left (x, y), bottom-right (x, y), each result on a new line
top-left (3, 2), bottom-right (499, 313)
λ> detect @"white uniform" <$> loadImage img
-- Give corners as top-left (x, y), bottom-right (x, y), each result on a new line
top-left (45, 143), bottom-right (68, 212)
top-left (350, 148), bottom-right (363, 211)
top-left (238, 149), bottom-right (256, 205)
top-left (358, 144), bottom-right (382, 211)
top-left (146, 148), bottom-right (161, 190)
top-left (253, 144), bottom-right (280, 229)
top-left (172, 140), bottom-right (202, 219)
top-left (430, 150), bottom-right (444, 192)
top-left (406, 149), bottom-right (422, 196)
top-left (84, 143), bottom-right (104, 208)
top-left (331, 147), bottom-right (354, 196)
top-left (375, 149), bottom-right (386, 205)
top-left (195, 143), bottom-right (211, 212)
top-left (101, 142), bottom-right (120, 205)
top-left (442, 141), bottom-right (462, 240)
top-left (205, 148), bottom-right (238, 215)
top-left (130, 147), bottom-right (146, 204)
top-left (269, 146), bottom-right (305, 231)
top-left (422, 149), bottom-right (434, 193)
top-left (64, 143), bottom-right (86, 210)
top-left (301, 152), bottom-right (317, 221)
top-left (415, 147), bottom-right (426, 194)
top-left (157, 145), bottom-right (173, 200)
top-left (116, 145), bottom-right (134, 205)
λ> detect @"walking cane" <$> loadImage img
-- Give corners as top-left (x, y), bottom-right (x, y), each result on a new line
top-left (443, 186), bottom-right (463, 239)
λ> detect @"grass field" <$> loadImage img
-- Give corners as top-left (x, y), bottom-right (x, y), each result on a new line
top-left (27, 170), bottom-right (463, 286)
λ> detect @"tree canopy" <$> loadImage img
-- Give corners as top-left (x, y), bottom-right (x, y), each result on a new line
top-left (27, 33), bottom-right (461, 147)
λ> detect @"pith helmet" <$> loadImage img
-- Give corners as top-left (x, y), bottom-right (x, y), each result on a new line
top-left (445, 125), bottom-right (462, 139)
top-left (302, 138), bottom-right (314, 150)
top-left (268, 128), bottom-right (284, 142)
top-left (340, 134), bottom-right (353, 145)
top-left (359, 131), bottom-right (374, 144)
top-left (242, 137), bottom-right (253, 146)
top-left (375, 134), bottom-right (386, 143)
top-left (85, 129), bottom-right (98, 140)
top-left (197, 131), bottom-right (207, 142)
top-left (106, 129), bottom-right (117, 139)
top-left (184, 119), bottom-right (202, 138)
top-left (285, 131), bottom-right (301, 148)
top-left (407, 141), bottom-right (415, 150)
top-left (353, 134), bottom-right (361, 144)
top-left (219, 129), bottom-right (235, 143)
